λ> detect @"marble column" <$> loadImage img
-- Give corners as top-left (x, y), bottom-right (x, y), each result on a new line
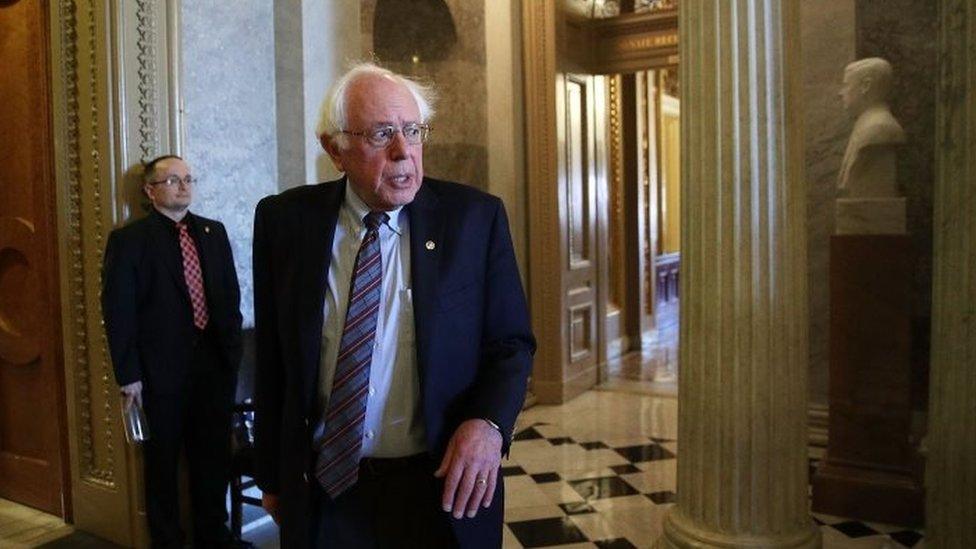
top-left (657, 2), bottom-right (820, 547)
top-left (926, 0), bottom-right (976, 545)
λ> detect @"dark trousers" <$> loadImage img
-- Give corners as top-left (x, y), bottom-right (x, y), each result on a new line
top-left (313, 453), bottom-right (458, 548)
top-left (143, 332), bottom-right (237, 549)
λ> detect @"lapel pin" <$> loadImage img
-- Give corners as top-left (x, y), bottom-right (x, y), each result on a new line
top-left (204, 226), bottom-right (211, 234)
top-left (425, 240), bottom-right (435, 250)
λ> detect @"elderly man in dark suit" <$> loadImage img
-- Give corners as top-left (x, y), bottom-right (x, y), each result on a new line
top-left (102, 155), bottom-right (244, 548)
top-left (252, 63), bottom-right (535, 548)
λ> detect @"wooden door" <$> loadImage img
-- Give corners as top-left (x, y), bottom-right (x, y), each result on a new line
top-left (0, 0), bottom-right (69, 516)
top-left (557, 72), bottom-right (602, 396)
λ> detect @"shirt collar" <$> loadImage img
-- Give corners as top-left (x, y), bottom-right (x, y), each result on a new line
top-left (344, 182), bottom-right (403, 236)
top-left (150, 206), bottom-right (192, 229)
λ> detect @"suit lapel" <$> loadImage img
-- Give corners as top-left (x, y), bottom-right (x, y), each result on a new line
top-left (406, 180), bottom-right (443, 380)
top-left (299, 180), bottom-right (345, 412)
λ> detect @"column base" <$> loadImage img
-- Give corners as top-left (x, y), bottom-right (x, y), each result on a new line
top-left (656, 508), bottom-right (821, 549)
top-left (812, 462), bottom-right (923, 527)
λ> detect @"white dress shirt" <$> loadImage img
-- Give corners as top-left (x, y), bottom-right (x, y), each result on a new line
top-left (313, 185), bottom-right (427, 458)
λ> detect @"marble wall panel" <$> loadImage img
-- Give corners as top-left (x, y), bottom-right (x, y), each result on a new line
top-left (802, 0), bottom-right (856, 406)
top-left (182, 0), bottom-right (278, 327)
top-left (855, 1), bottom-right (937, 403)
top-left (276, 0), bottom-right (362, 189)
top-left (361, 0), bottom-right (489, 191)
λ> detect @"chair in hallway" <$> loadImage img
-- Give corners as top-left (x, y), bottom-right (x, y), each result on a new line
top-left (230, 399), bottom-right (262, 541)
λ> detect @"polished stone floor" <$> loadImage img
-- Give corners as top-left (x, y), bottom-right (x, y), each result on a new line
top-left (0, 498), bottom-right (73, 547)
top-left (241, 388), bottom-right (923, 548)
top-left (2, 384), bottom-right (925, 548)
top-left (499, 390), bottom-right (923, 548)
top-left (600, 311), bottom-right (679, 398)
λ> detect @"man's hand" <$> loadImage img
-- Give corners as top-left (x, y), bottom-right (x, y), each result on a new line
top-left (120, 381), bottom-right (143, 411)
top-left (262, 492), bottom-right (280, 524)
top-left (434, 419), bottom-right (503, 519)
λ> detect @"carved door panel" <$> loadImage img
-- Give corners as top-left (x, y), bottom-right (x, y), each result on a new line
top-left (0, 0), bottom-right (69, 516)
top-left (557, 73), bottom-right (601, 395)
top-left (636, 70), bottom-right (659, 340)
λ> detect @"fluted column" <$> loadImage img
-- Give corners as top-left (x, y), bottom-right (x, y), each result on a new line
top-left (926, 1), bottom-right (976, 545)
top-left (657, 2), bottom-right (820, 547)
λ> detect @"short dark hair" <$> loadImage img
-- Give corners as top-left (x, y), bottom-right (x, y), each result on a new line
top-left (143, 154), bottom-right (183, 185)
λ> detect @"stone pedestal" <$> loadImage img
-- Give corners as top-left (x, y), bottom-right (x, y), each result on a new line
top-left (812, 235), bottom-right (923, 526)
top-left (835, 197), bottom-right (906, 234)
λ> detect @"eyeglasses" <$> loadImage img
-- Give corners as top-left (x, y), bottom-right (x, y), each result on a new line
top-left (340, 123), bottom-right (431, 149)
top-left (149, 174), bottom-right (196, 187)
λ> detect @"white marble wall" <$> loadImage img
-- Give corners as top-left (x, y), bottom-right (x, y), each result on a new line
top-left (276, 0), bottom-right (362, 189)
top-left (361, 0), bottom-right (489, 191)
top-left (181, 0), bottom-right (278, 327)
top-left (486, 0), bottom-right (527, 278)
top-left (801, 0), bottom-right (857, 406)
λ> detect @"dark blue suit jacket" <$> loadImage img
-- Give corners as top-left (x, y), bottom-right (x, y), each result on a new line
top-left (252, 178), bottom-right (535, 548)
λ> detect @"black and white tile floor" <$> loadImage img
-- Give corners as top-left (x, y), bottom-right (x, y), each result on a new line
top-left (500, 390), bottom-right (925, 548)
top-left (239, 390), bottom-right (924, 548)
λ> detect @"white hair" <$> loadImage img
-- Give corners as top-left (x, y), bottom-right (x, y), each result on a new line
top-left (315, 62), bottom-right (437, 149)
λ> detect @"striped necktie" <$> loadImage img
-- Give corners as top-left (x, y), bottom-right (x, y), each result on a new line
top-left (315, 211), bottom-right (388, 498)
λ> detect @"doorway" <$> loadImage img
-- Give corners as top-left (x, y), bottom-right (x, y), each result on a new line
top-left (521, 0), bottom-right (680, 402)
top-left (603, 66), bottom-right (680, 395)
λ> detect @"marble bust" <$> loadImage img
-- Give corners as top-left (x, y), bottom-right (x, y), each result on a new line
top-left (837, 57), bottom-right (907, 197)
top-left (834, 57), bottom-right (907, 235)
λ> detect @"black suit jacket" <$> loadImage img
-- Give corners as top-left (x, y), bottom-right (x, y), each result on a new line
top-left (102, 209), bottom-right (243, 395)
top-left (252, 178), bottom-right (535, 548)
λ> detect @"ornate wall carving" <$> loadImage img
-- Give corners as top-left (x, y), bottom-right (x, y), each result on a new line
top-left (135, 0), bottom-right (159, 161)
top-left (51, 0), bottom-right (181, 544)
top-left (56, 0), bottom-right (116, 490)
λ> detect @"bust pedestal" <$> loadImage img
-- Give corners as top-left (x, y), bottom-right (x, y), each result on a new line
top-left (812, 233), bottom-right (924, 526)
top-left (835, 197), bottom-right (906, 234)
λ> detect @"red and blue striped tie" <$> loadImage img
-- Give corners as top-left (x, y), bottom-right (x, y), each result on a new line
top-left (316, 211), bottom-right (388, 498)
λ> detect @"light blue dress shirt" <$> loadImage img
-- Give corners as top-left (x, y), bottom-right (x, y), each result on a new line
top-left (313, 186), bottom-right (427, 458)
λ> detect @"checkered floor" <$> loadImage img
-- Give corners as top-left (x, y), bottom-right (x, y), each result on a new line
top-left (499, 390), bottom-right (925, 549)
top-left (240, 389), bottom-right (925, 548)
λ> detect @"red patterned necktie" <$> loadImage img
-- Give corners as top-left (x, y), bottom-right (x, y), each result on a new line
top-left (177, 222), bottom-right (209, 330)
top-left (315, 211), bottom-right (388, 498)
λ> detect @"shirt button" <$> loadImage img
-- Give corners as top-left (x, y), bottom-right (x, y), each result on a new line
top-left (365, 430), bottom-right (374, 439)
top-left (368, 386), bottom-right (376, 396)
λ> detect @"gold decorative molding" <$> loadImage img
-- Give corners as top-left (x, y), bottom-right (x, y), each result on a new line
top-left (86, 0), bottom-right (119, 486)
top-left (51, 0), bottom-right (181, 544)
top-left (523, 0), bottom-right (564, 403)
top-left (577, 8), bottom-right (679, 74)
top-left (55, 0), bottom-right (116, 489)
top-left (606, 75), bottom-right (625, 308)
top-left (135, 0), bottom-right (159, 161)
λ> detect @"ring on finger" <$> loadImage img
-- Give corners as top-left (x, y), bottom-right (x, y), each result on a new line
top-left (475, 477), bottom-right (487, 485)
